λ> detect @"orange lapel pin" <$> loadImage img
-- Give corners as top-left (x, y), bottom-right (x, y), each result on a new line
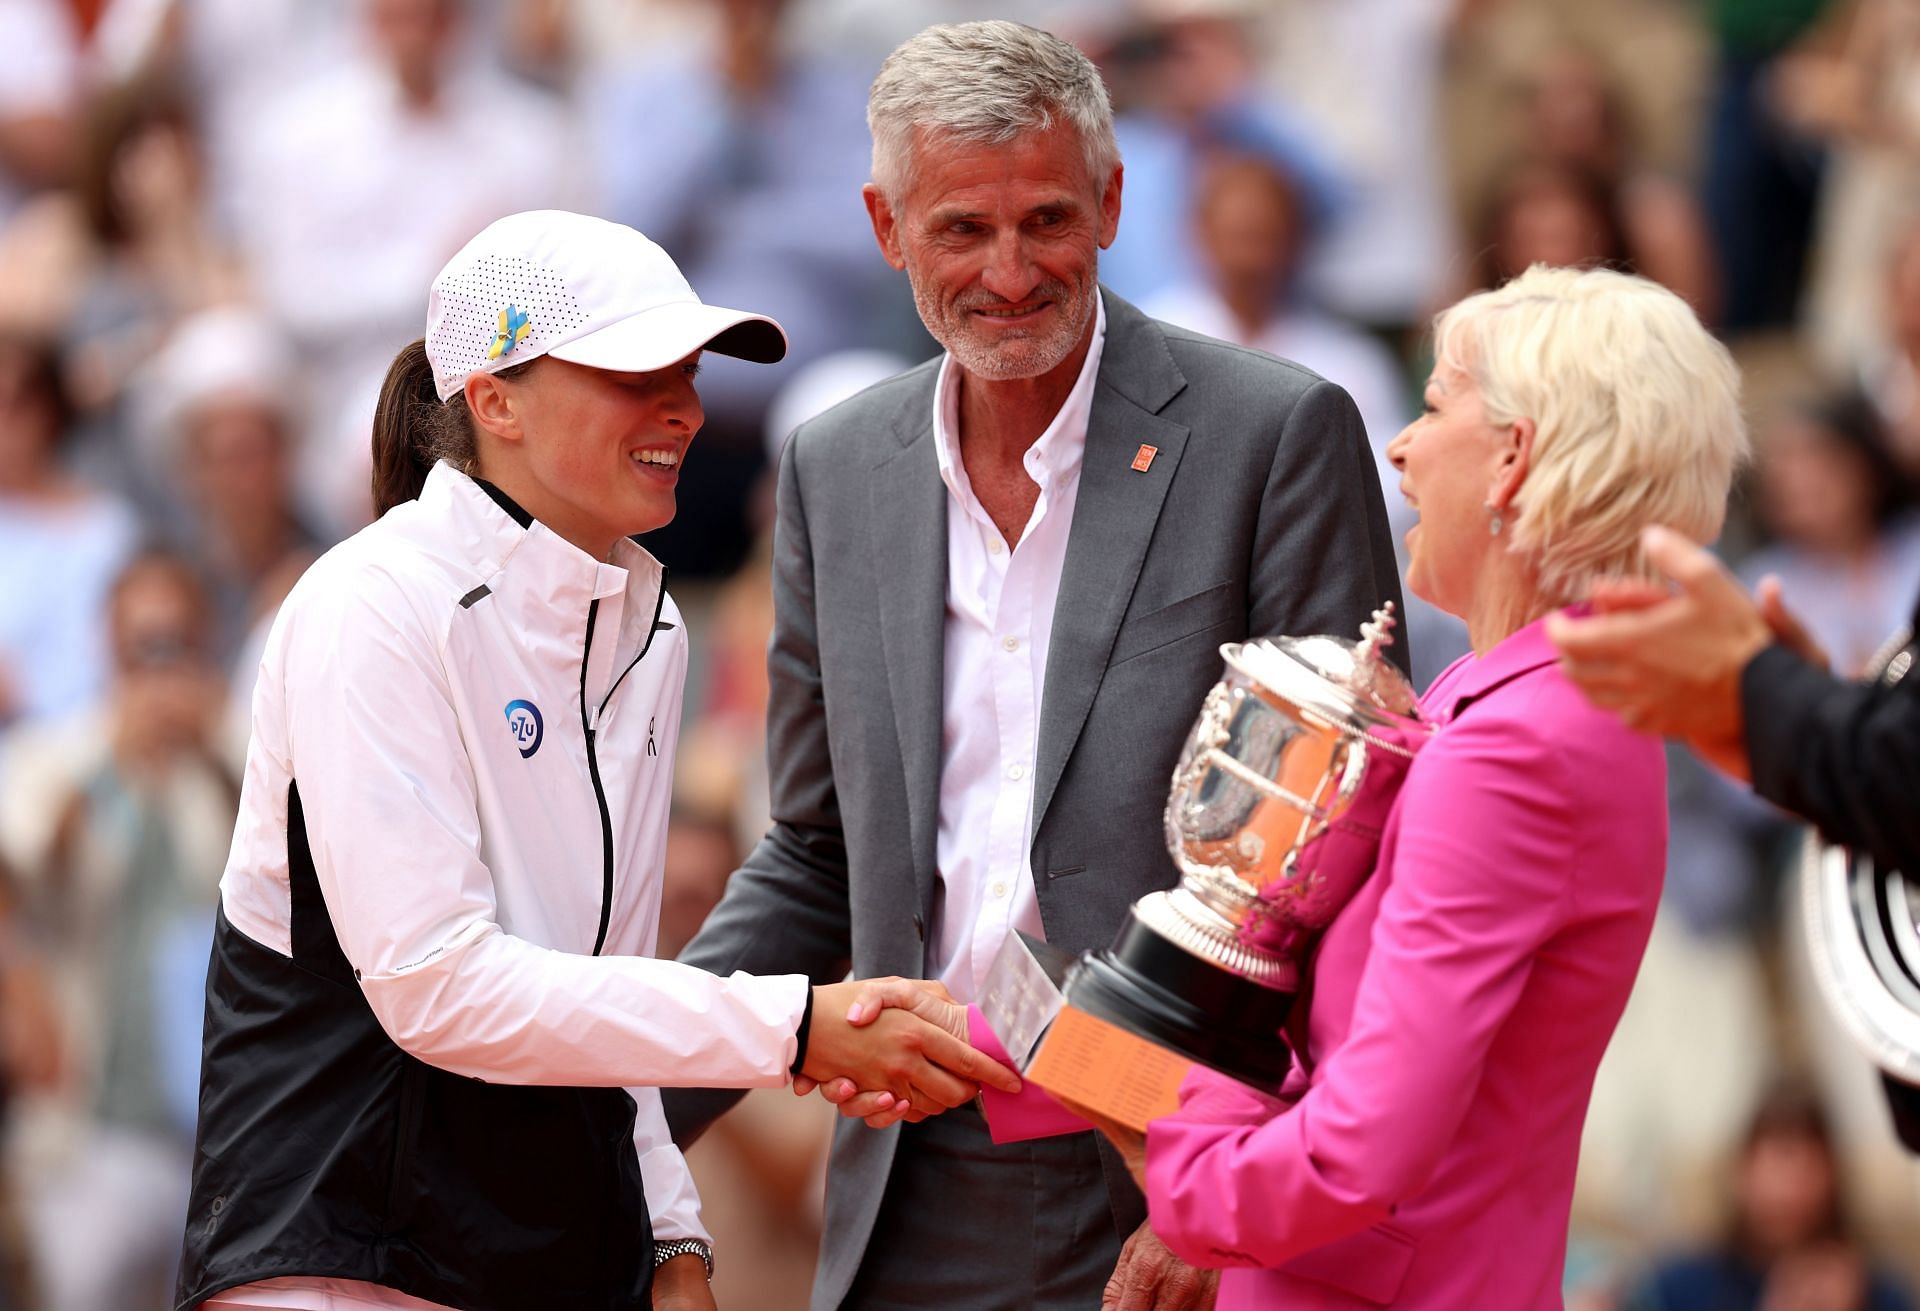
top-left (1131, 444), bottom-right (1158, 472)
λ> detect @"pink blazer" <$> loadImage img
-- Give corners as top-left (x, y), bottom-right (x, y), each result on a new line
top-left (1142, 618), bottom-right (1668, 1308)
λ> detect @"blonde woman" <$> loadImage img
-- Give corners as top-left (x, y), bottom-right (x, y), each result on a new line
top-left (836, 265), bottom-right (1748, 1308)
top-left (1132, 264), bottom-right (1748, 1307)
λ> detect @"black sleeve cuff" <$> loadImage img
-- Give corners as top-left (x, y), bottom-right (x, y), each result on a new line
top-left (790, 985), bottom-right (815, 1077)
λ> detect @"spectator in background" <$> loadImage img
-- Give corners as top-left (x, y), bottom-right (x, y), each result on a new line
top-left (89, 0), bottom-right (355, 242)
top-left (0, 334), bottom-right (139, 728)
top-left (1474, 160), bottom-right (1632, 290)
top-left (584, 0), bottom-right (896, 581)
top-left (1141, 147), bottom-right (1471, 684)
top-left (1257, 0), bottom-right (1457, 343)
top-left (1700, 0), bottom-right (1829, 334)
top-left (658, 806), bottom-right (745, 965)
top-left (1629, 1083), bottom-right (1916, 1311)
top-left (0, 852), bottom-right (62, 1311)
top-left (56, 73), bottom-right (250, 531)
top-left (66, 74), bottom-right (245, 426)
top-left (0, 0), bottom-right (82, 362)
top-left (1741, 390), bottom-right (1920, 677)
top-left (593, 0), bottom-right (886, 307)
top-left (1094, 0), bottom-right (1344, 310)
top-left (136, 307), bottom-right (322, 666)
top-left (1860, 220), bottom-right (1920, 480)
top-left (586, 0), bottom-right (879, 359)
top-left (1515, 43), bottom-right (1719, 320)
top-left (0, 0), bottom-right (78, 227)
top-left (1770, 0), bottom-right (1920, 374)
top-left (1143, 151), bottom-right (1408, 458)
top-left (12, 552), bottom-right (233, 1311)
top-left (231, 0), bottom-right (582, 462)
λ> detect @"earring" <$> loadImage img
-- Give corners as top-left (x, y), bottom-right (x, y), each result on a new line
top-left (1485, 501), bottom-right (1504, 536)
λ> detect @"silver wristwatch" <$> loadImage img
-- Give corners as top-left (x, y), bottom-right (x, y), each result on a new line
top-left (652, 1238), bottom-right (714, 1279)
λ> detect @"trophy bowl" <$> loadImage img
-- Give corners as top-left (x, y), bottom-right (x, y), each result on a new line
top-left (1061, 604), bottom-right (1432, 1090)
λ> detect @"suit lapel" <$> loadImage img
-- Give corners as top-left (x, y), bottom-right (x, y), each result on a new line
top-left (870, 419), bottom-right (948, 918)
top-left (1031, 292), bottom-right (1190, 837)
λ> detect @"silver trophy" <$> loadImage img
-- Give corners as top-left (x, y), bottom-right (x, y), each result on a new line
top-left (1059, 603), bottom-right (1433, 1089)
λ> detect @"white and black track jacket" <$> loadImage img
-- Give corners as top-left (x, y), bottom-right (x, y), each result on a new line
top-left (182, 463), bottom-right (807, 1309)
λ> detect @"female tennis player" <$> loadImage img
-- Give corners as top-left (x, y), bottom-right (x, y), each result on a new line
top-left (173, 210), bottom-right (1015, 1311)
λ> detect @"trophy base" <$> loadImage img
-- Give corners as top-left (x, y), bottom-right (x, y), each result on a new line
top-left (1063, 909), bottom-right (1296, 1093)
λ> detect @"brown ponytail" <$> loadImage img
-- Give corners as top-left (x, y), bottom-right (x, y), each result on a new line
top-left (370, 339), bottom-right (540, 516)
top-left (372, 339), bottom-right (461, 515)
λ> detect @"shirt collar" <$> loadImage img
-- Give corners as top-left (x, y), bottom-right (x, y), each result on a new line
top-left (432, 463), bottom-right (663, 604)
top-left (1425, 615), bottom-right (1561, 723)
top-left (473, 477), bottom-right (534, 529)
top-left (930, 295), bottom-right (1107, 508)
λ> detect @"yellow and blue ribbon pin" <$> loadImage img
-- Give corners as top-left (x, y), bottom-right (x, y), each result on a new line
top-left (488, 305), bottom-right (532, 360)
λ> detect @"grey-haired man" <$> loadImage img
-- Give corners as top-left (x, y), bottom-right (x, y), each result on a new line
top-left (667, 21), bottom-right (1406, 1310)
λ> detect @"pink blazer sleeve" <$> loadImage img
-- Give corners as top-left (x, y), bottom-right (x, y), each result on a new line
top-left (967, 1005), bottom-right (1093, 1144)
top-left (1144, 710), bottom-right (1578, 1268)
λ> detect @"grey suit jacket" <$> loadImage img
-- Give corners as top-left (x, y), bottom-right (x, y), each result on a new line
top-left (667, 290), bottom-right (1406, 1308)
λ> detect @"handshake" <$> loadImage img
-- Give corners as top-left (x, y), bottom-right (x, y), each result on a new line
top-left (798, 979), bottom-right (1012, 1128)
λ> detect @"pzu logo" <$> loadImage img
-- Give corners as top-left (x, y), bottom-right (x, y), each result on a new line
top-left (504, 700), bottom-right (543, 759)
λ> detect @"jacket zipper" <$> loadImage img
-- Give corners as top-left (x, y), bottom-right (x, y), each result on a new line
top-left (580, 599), bottom-right (616, 956)
top-left (599, 567), bottom-right (670, 713)
top-left (578, 571), bottom-right (670, 958)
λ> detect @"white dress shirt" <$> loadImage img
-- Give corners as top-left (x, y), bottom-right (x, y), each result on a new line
top-left (928, 298), bottom-right (1107, 1001)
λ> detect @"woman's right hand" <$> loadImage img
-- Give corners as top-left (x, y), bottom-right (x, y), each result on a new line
top-left (800, 978), bottom-right (1015, 1127)
top-left (808, 977), bottom-right (982, 1128)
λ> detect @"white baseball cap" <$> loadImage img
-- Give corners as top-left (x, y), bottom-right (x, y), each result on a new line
top-left (424, 209), bottom-right (788, 401)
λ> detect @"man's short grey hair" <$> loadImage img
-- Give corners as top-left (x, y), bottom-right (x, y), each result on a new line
top-left (868, 21), bottom-right (1119, 203)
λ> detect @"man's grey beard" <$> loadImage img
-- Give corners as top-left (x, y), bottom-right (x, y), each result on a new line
top-left (910, 272), bottom-right (1097, 382)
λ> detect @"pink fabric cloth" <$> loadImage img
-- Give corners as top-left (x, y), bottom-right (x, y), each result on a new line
top-left (1144, 617), bottom-right (1668, 1308)
top-left (967, 1004), bottom-right (1092, 1143)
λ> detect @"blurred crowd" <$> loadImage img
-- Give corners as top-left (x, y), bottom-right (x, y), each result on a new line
top-left (0, 0), bottom-right (1918, 1308)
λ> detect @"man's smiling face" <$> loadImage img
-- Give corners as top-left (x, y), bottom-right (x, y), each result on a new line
top-left (867, 122), bottom-right (1121, 382)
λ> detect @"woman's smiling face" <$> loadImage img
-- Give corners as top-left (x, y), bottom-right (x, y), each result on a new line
top-left (469, 353), bottom-right (705, 558)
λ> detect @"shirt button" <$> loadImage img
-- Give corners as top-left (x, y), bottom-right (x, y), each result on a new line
top-left (1007, 763), bottom-right (1026, 781)
top-left (991, 881), bottom-right (1008, 899)
top-left (1002, 636), bottom-right (1019, 653)
top-left (988, 538), bottom-right (1003, 556)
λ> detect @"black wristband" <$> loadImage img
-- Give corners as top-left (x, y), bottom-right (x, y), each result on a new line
top-left (790, 985), bottom-right (815, 1077)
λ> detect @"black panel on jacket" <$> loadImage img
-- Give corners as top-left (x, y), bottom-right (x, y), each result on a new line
top-left (174, 782), bottom-right (654, 1311)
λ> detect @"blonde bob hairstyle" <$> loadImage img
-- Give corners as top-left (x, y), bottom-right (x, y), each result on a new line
top-left (1433, 264), bottom-right (1747, 605)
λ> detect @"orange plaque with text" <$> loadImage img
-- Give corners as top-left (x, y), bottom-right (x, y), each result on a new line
top-left (1025, 1004), bottom-right (1192, 1132)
